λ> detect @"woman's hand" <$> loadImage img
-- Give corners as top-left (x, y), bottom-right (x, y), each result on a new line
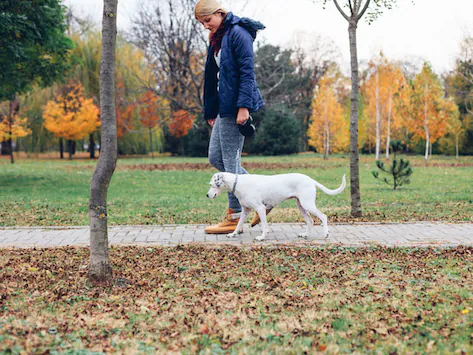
top-left (236, 107), bottom-right (249, 125)
top-left (208, 118), bottom-right (216, 127)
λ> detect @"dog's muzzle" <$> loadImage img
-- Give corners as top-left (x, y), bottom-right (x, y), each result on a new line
top-left (206, 193), bottom-right (216, 199)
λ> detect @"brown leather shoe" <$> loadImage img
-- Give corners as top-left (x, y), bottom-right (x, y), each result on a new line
top-left (205, 208), bottom-right (241, 234)
top-left (250, 208), bottom-right (272, 227)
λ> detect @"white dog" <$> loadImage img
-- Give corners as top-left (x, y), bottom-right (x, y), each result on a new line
top-left (206, 172), bottom-right (346, 241)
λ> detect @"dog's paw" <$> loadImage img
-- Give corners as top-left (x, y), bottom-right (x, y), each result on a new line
top-left (226, 231), bottom-right (242, 239)
top-left (254, 235), bottom-right (266, 242)
top-left (298, 232), bottom-right (308, 239)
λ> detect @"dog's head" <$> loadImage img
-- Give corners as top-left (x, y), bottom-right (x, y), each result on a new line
top-left (206, 173), bottom-right (226, 199)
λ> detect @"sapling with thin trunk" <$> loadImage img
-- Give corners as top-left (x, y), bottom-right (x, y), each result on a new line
top-left (372, 140), bottom-right (413, 190)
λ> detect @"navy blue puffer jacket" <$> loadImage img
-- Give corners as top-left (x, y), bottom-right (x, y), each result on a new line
top-left (203, 12), bottom-right (265, 120)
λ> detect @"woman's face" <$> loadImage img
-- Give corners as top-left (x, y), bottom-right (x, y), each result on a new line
top-left (198, 12), bottom-right (224, 34)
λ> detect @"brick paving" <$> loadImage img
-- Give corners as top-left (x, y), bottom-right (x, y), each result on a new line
top-left (0, 222), bottom-right (472, 248)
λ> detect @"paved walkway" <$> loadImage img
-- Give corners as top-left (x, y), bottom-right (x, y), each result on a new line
top-left (0, 222), bottom-right (472, 248)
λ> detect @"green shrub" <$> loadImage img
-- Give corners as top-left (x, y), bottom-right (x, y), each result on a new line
top-left (246, 105), bottom-right (300, 156)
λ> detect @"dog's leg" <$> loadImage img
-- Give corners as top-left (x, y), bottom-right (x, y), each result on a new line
top-left (299, 199), bottom-right (329, 238)
top-left (254, 206), bottom-right (269, 242)
top-left (227, 207), bottom-right (250, 238)
top-left (296, 199), bottom-right (312, 239)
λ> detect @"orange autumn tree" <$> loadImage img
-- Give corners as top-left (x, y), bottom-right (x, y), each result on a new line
top-left (168, 109), bottom-right (195, 139)
top-left (403, 63), bottom-right (452, 160)
top-left (362, 54), bottom-right (405, 160)
top-left (43, 81), bottom-right (100, 159)
top-left (137, 90), bottom-right (169, 158)
top-left (115, 81), bottom-right (135, 139)
top-left (442, 98), bottom-right (463, 159)
top-left (114, 40), bottom-right (154, 142)
top-left (308, 75), bottom-right (348, 159)
top-left (380, 64), bottom-right (405, 159)
top-left (0, 97), bottom-right (31, 163)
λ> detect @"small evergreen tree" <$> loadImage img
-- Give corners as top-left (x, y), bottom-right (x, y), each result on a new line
top-left (372, 140), bottom-right (413, 190)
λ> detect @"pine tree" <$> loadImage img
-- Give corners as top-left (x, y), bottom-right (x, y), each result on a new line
top-left (372, 140), bottom-right (413, 190)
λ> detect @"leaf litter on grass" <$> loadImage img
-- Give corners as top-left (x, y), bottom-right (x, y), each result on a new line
top-left (1, 245), bottom-right (473, 353)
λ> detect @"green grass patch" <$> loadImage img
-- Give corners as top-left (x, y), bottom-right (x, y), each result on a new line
top-left (0, 154), bottom-right (472, 226)
top-left (1, 245), bottom-right (473, 353)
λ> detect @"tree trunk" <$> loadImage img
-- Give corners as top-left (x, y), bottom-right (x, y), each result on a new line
top-left (59, 138), bottom-right (64, 159)
top-left (302, 113), bottom-right (310, 152)
top-left (89, 133), bottom-right (96, 159)
top-left (8, 139), bottom-right (14, 164)
top-left (325, 126), bottom-right (330, 160)
top-left (88, 0), bottom-right (118, 285)
top-left (323, 124), bottom-right (329, 160)
top-left (68, 140), bottom-right (73, 160)
top-left (456, 133), bottom-right (459, 160)
top-left (424, 131), bottom-right (429, 161)
top-left (8, 96), bottom-right (20, 164)
top-left (323, 105), bottom-right (329, 160)
top-left (1, 140), bottom-right (9, 156)
top-left (149, 127), bottom-right (154, 159)
top-left (375, 70), bottom-right (380, 160)
top-left (385, 90), bottom-right (392, 160)
top-left (348, 19), bottom-right (362, 217)
top-left (424, 84), bottom-right (429, 161)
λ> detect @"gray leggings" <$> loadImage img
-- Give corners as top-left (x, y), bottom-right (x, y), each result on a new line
top-left (208, 115), bottom-right (248, 212)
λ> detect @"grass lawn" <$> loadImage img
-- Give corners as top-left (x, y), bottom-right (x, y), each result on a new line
top-left (1, 245), bottom-right (473, 353)
top-left (1, 153), bottom-right (472, 226)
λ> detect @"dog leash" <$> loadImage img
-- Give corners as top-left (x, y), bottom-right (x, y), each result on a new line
top-left (231, 148), bottom-right (240, 195)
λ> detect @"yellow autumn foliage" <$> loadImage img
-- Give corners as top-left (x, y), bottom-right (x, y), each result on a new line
top-left (362, 55), bottom-right (405, 151)
top-left (308, 75), bottom-right (348, 156)
top-left (0, 99), bottom-right (32, 142)
top-left (43, 82), bottom-right (100, 140)
top-left (0, 115), bottom-right (32, 142)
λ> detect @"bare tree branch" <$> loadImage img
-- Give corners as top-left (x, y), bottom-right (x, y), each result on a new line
top-left (129, 0), bottom-right (205, 115)
top-left (357, 0), bottom-right (372, 21)
top-left (264, 68), bottom-right (286, 96)
top-left (333, 0), bottom-right (350, 21)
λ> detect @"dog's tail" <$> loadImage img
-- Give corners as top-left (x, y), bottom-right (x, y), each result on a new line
top-left (313, 174), bottom-right (346, 195)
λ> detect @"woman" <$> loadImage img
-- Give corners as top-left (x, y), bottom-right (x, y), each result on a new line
top-left (195, 0), bottom-right (265, 234)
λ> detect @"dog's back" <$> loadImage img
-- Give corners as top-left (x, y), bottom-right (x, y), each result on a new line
top-left (237, 172), bottom-right (346, 198)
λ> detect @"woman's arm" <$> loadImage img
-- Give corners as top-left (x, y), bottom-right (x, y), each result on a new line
top-left (236, 108), bottom-right (249, 124)
top-left (232, 26), bottom-right (255, 123)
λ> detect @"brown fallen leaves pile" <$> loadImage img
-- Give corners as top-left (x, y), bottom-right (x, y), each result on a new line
top-left (1, 245), bottom-right (473, 353)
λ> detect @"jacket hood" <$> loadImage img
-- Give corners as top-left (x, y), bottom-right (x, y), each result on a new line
top-left (224, 12), bottom-right (265, 39)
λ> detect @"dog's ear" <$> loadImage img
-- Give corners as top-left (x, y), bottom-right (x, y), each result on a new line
top-left (214, 173), bottom-right (224, 187)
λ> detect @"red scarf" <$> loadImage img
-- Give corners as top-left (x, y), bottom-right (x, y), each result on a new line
top-left (210, 19), bottom-right (226, 55)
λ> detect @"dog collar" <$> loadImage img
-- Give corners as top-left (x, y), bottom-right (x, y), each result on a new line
top-left (231, 173), bottom-right (238, 195)
top-left (231, 148), bottom-right (240, 195)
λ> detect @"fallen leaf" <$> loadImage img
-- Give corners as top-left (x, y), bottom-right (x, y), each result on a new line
top-left (198, 324), bottom-right (209, 334)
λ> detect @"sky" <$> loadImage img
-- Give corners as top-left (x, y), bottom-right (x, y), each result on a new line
top-left (63, 0), bottom-right (473, 75)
